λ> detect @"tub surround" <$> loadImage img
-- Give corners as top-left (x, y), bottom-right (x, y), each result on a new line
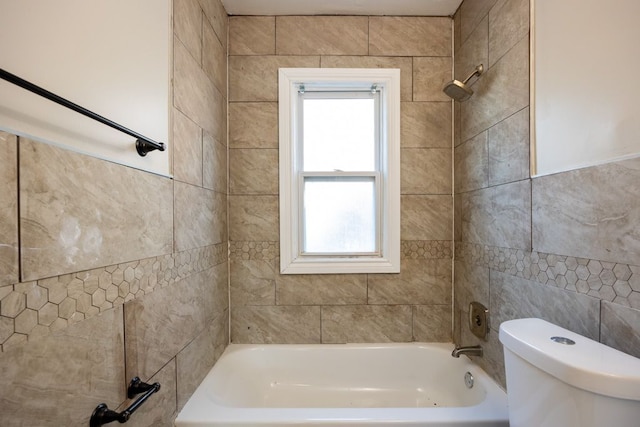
top-left (228, 15), bottom-right (454, 344)
top-left (0, 0), bottom-right (229, 425)
top-left (453, 0), bottom-right (640, 386)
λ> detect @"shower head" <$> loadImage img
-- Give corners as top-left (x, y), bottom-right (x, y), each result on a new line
top-left (442, 64), bottom-right (484, 102)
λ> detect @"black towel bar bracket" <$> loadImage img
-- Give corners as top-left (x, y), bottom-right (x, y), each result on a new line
top-left (0, 68), bottom-right (165, 157)
top-left (90, 377), bottom-right (161, 427)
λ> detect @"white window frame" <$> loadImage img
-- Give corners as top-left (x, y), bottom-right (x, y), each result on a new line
top-left (279, 68), bottom-right (400, 274)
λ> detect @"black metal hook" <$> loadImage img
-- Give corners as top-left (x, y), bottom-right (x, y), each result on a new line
top-left (90, 378), bottom-right (161, 427)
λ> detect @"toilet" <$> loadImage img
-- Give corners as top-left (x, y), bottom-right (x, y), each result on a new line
top-left (499, 318), bottom-right (640, 427)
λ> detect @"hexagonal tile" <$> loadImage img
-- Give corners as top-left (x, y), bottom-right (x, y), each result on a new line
top-left (14, 309), bottom-right (38, 334)
top-left (105, 285), bottom-right (118, 303)
top-left (0, 316), bottom-right (15, 343)
top-left (83, 276), bottom-right (99, 294)
top-left (628, 292), bottom-right (640, 310)
top-left (599, 269), bottom-right (616, 287)
top-left (39, 276), bottom-right (67, 304)
top-left (76, 293), bottom-right (92, 314)
top-left (112, 267), bottom-right (125, 285)
top-left (67, 278), bottom-right (84, 298)
top-left (38, 302), bottom-right (59, 326)
top-left (565, 257), bottom-right (578, 271)
top-left (92, 289), bottom-right (106, 307)
top-left (1, 291), bottom-right (26, 318)
top-left (587, 260), bottom-right (603, 276)
top-left (50, 317), bottom-right (68, 332)
top-left (98, 270), bottom-right (112, 290)
top-left (629, 266), bottom-right (640, 292)
top-left (613, 264), bottom-right (632, 281)
top-left (576, 265), bottom-right (590, 280)
top-left (555, 262), bottom-right (568, 276)
top-left (576, 280), bottom-right (589, 294)
top-left (613, 280), bottom-right (632, 298)
top-left (0, 286), bottom-right (12, 301)
top-left (58, 297), bottom-right (77, 319)
top-left (124, 266), bottom-right (135, 283)
top-left (588, 276), bottom-right (602, 291)
top-left (565, 270), bottom-right (578, 286)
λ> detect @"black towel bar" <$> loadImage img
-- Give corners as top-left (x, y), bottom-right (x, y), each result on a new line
top-left (0, 68), bottom-right (165, 156)
top-left (90, 377), bottom-right (161, 427)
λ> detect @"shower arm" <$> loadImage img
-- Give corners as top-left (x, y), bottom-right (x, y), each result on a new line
top-left (461, 64), bottom-right (484, 85)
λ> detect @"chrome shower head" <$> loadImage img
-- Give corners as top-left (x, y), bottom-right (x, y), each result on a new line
top-left (442, 64), bottom-right (484, 102)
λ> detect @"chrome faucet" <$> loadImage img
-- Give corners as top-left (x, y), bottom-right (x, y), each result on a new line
top-left (451, 345), bottom-right (483, 358)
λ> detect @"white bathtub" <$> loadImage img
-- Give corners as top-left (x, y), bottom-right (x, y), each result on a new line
top-left (175, 343), bottom-right (508, 426)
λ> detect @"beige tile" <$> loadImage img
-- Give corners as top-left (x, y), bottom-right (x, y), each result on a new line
top-left (176, 314), bottom-right (227, 409)
top-left (174, 182), bottom-right (226, 251)
top-left (229, 16), bottom-right (275, 55)
top-left (276, 16), bottom-right (368, 55)
top-left (401, 148), bottom-right (452, 195)
top-left (229, 195), bottom-right (279, 241)
top-left (203, 131), bottom-right (227, 192)
top-left (229, 102), bottom-right (278, 149)
top-left (230, 258), bottom-right (277, 306)
top-left (489, 0), bottom-right (529, 66)
top-left (0, 132), bottom-right (18, 287)
top-left (20, 139), bottom-right (173, 281)
top-left (203, 19), bottom-right (227, 96)
top-left (401, 195), bottom-right (452, 241)
top-left (174, 36), bottom-right (226, 141)
top-left (231, 305), bottom-right (321, 343)
top-left (453, 7), bottom-right (462, 53)
top-left (0, 307), bottom-right (124, 427)
top-left (122, 359), bottom-right (177, 427)
top-left (174, 0), bottom-right (202, 64)
top-left (601, 301), bottom-right (640, 359)
top-left (322, 56), bottom-right (413, 102)
top-left (455, 15), bottom-right (488, 84)
top-left (413, 57), bottom-right (452, 102)
top-left (198, 0), bottom-right (228, 48)
top-left (321, 305), bottom-right (412, 343)
top-left (454, 260), bottom-right (490, 313)
top-left (369, 17), bottom-right (451, 57)
top-left (173, 108), bottom-right (203, 186)
top-left (459, 0), bottom-right (498, 43)
top-left (461, 36), bottom-right (529, 141)
top-left (125, 272), bottom-right (210, 380)
top-left (488, 107), bottom-right (529, 186)
top-left (401, 102), bottom-right (452, 148)
top-left (532, 158), bottom-right (640, 266)
top-left (229, 149), bottom-right (278, 195)
top-left (459, 180), bottom-right (531, 249)
top-left (413, 305), bottom-right (452, 342)
top-left (368, 258), bottom-right (452, 305)
top-left (276, 274), bottom-right (367, 305)
top-left (203, 263), bottom-right (229, 323)
top-left (455, 131), bottom-right (488, 193)
top-left (491, 270), bottom-right (600, 340)
top-left (229, 55), bottom-right (320, 101)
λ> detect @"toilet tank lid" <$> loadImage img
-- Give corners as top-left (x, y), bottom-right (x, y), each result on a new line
top-left (499, 318), bottom-right (640, 400)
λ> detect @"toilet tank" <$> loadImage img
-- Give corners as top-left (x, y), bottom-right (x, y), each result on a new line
top-left (499, 318), bottom-right (640, 427)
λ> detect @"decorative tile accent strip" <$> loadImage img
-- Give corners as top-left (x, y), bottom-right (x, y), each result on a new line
top-left (455, 242), bottom-right (640, 310)
top-left (0, 243), bottom-right (227, 352)
top-left (402, 240), bottom-right (452, 259)
top-left (230, 241), bottom-right (279, 261)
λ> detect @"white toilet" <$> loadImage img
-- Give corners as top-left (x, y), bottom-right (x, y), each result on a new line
top-left (499, 318), bottom-right (640, 427)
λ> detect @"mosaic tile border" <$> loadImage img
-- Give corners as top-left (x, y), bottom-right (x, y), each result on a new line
top-left (229, 240), bottom-right (453, 262)
top-left (0, 243), bottom-right (227, 352)
top-left (455, 242), bottom-right (640, 309)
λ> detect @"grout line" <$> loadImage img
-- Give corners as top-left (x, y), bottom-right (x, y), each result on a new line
top-left (15, 135), bottom-right (22, 283)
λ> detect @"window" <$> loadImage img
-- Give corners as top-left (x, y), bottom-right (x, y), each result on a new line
top-left (279, 68), bottom-right (400, 274)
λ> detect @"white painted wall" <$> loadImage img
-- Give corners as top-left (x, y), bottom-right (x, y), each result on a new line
top-left (0, 0), bottom-right (171, 175)
top-left (532, 0), bottom-right (640, 176)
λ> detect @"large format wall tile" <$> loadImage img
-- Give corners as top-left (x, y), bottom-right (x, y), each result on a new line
top-left (454, 260), bottom-right (489, 313)
top-left (229, 149), bottom-right (278, 195)
top-left (458, 179), bottom-right (531, 249)
top-left (230, 258), bottom-right (277, 306)
top-left (173, 108), bottom-right (203, 186)
top-left (0, 132), bottom-right (18, 287)
top-left (123, 359), bottom-right (177, 427)
top-left (413, 305), bottom-right (452, 342)
top-left (369, 17), bottom-right (451, 57)
top-left (461, 35), bottom-right (529, 141)
top-left (174, 182), bottom-right (226, 251)
top-left (455, 131), bottom-right (488, 193)
top-left (401, 148), bottom-right (452, 195)
top-left (20, 139), bottom-right (173, 281)
top-left (413, 57), bottom-right (452, 102)
top-left (231, 305), bottom-right (321, 343)
top-left (488, 0), bottom-right (529, 66)
top-left (228, 195), bottom-right (279, 241)
top-left (401, 195), bottom-right (452, 241)
top-left (322, 305), bottom-right (412, 343)
top-left (229, 102), bottom-right (278, 148)
top-left (488, 107), bottom-right (529, 186)
top-left (198, 0), bottom-right (228, 48)
top-left (490, 270), bottom-right (601, 340)
top-left (203, 18), bottom-right (227, 96)
top-left (532, 158), bottom-right (640, 266)
top-left (601, 301), bottom-right (640, 358)
top-left (0, 307), bottom-right (125, 427)
top-left (455, 15), bottom-right (488, 84)
top-left (174, 0), bottom-right (202, 64)
top-left (174, 36), bottom-right (226, 142)
top-left (321, 56), bottom-right (413, 101)
top-left (229, 56), bottom-right (320, 101)
top-left (459, 0), bottom-right (498, 43)
top-left (276, 16), bottom-right (368, 55)
top-left (368, 259), bottom-right (451, 305)
top-left (276, 274), bottom-right (367, 305)
top-left (203, 131), bottom-right (227, 192)
top-left (229, 16), bottom-right (275, 55)
top-left (401, 102), bottom-right (452, 148)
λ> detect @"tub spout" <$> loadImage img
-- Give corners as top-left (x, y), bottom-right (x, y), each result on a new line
top-left (451, 345), bottom-right (483, 358)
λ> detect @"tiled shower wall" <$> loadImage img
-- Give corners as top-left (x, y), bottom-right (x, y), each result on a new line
top-left (453, 0), bottom-right (640, 386)
top-left (0, 0), bottom-right (229, 425)
top-left (228, 16), bottom-right (454, 343)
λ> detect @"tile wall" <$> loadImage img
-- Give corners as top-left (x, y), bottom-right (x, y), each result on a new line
top-left (453, 0), bottom-right (640, 386)
top-left (228, 16), bottom-right (455, 344)
top-left (0, 0), bottom-right (229, 425)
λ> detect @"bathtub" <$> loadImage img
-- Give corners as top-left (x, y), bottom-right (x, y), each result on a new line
top-left (175, 343), bottom-right (508, 426)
